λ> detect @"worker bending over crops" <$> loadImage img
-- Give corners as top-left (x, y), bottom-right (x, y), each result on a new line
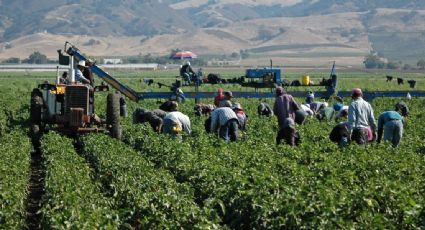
top-left (329, 122), bottom-right (350, 146)
top-left (194, 103), bottom-right (215, 116)
top-left (377, 109), bottom-right (406, 148)
top-left (210, 107), bottom-right (239, 142)
top-left (347, 88), bottom-right (377, 145)
top-left (160, 100), bottom-right (179, 112)
top-left (395, 101), bottom-right (409, 117)
top-left (163, 111), bottom-right (191, 139)
top-left (257, 102), bottom-right (273, 117)
top-left (232, 103), bottom-right (248, 131)
top-left (132, 108), bottom-right (167, 133)
top-left (219, 91), bottom-right (234, 108)
top-left (276, 117), bottom-right (300, 146)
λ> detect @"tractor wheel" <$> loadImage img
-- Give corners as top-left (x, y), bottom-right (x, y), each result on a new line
top-left (30, 89), bottom-right (44, 140)
top-left (106, 93), bottom-right (122, 140)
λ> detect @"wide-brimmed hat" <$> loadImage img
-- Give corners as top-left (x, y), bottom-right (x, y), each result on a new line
top-left (77, 60), bottom-right (86, 67)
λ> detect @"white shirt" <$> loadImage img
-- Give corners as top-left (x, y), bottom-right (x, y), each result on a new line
top-left (164, 111), bottom-right (191, 134)
top-left (348, 98), bottom-right (376, 134)
top-left (301, 104), bottom-right (314, 116)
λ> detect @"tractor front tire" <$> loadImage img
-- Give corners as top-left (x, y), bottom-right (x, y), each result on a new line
top-left (30, 89), bottom-right (44, 141)
top-left (106, 93), bottom-right (122, 140)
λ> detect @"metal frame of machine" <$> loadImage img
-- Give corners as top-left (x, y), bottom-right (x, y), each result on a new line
top-left (60, 42), bottom-right (425, 102)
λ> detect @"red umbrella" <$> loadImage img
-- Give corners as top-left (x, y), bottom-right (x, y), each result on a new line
top-left (171, 51), bottom-right (197, 60)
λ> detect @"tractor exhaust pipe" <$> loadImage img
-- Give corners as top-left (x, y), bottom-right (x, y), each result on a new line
top-left (56, 66), bottom-right (60, 84)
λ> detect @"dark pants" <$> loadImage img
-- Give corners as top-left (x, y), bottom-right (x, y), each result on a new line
top-left (351, 128), bottom-right (368, 145)
top-left (219, 119), bottom-right (238, 142)
top-left (276, 127), bottom-right (300, 146)
top-left (330, 124), bottom-right (350, 146)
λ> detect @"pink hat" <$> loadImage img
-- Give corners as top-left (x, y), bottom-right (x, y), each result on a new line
top-left (351, 88), bottom-right (363, 98)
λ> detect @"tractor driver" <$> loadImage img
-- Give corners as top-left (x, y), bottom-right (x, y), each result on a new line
top-left (180, 61), bottom-right (196, 85)
top-left (75, 60), bottom-right (91, 84)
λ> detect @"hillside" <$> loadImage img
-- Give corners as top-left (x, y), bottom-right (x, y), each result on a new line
top-left (0, 0), bottom-right (424, 66)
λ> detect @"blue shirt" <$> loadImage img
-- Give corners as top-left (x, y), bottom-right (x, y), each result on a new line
top-left (377, 111), bottom-right (403, 130)
top-left (75, 68), bottom-right (90, 83)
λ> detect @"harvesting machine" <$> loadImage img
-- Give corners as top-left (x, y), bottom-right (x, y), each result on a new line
top-left (29, 42), bottom-right (425, 140)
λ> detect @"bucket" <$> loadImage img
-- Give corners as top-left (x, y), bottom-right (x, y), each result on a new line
top-left (302, 75), bottom-right (310, 86)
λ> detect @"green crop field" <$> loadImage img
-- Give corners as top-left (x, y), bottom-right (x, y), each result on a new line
top-left (0, 69), bottom-right (424, 229)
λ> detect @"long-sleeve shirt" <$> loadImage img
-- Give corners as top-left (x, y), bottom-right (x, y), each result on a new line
top-left (309, 102), bottom-right (326, 113)
top-left (152, 109), bottom-right (167, 119)
top-left (210, 107), bottom-right (238, 132)
top-left (164, 111), bottom-right (191, 134)
top-left (258, 103), bottom-right (274, 116)
top-left (273, 94), bottom-right (299, 129)
top-left (300, 104), bottom-right (313, 116)
top-left (377, 111), bottom-right (403, 131)
top-left (347, 98), bottom-right (376, 134)
top-left (75, 68), bottom-right (90, 84)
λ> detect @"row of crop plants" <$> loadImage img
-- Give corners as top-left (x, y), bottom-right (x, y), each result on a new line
top-left (122, 98), bottom-right (425, 229)
top-left (40, 132), bottom-right (120, 228)
top-left (80, 133), bottom-right (223, 229)
top-left (0, 131), bottom-right (31, 228)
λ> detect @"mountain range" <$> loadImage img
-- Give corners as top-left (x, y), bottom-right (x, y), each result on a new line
top-left (0, 0), bottom-right (425, 66)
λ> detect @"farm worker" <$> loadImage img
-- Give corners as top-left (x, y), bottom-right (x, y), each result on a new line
top-left (276, 117), bottom-right (300, 146)
top-left (163, 111), bottom-right (191, 139)
top-left (300, 104), bottom-right (314, 116)
top-left (159, 100), bottom-right (179, 112)
top-left (329, 122), bottom-right (350, 146)
top-left (132, 108), bottom-right (166, 133)
top-left (347, 88), bottom-right (377, 145)
top-left (257, 102), bottom-right (274, 117)
top-left (214, 88), bottom-right (224, 107)
top-left (75, 60), bottom-right (91, 84)
top-left (180, 61), bottom-right (196, 85)
top-left (273, 86), bottom-right (300, 129)
top-left (334, 104), bottom-right (348, 121)
top-left (194, 103), bottom-right (215, 116)
top-left (210, 107), bottom-right (239, 142)
top-left (219, 91), bottom-right (234, 108)
top-left (395, 101), bottom-right (409, 117)
top-left (59, 71), bottom-right (68, 84)
top-left (305, 91), bottom-right (315, 104)
top-left (315, 105), bottom-right (334, 121)
top-left (295, 109), bottom-right (308, 125)
top-left (377, 110), bottom-right (405, 147)
top-left (309, 101), bottom-right (328, 114)
top-left (232, 103), bottom-right (248, 131)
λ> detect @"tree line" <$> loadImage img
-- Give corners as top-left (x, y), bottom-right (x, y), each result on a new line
top-left (364, 54), bottom-right (425, 70)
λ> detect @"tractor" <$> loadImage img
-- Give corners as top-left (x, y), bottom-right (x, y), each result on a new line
top-left (29, 44), bottom-right (121, 140)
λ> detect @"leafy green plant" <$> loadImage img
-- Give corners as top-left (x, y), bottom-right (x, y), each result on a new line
top-left (0, 131), bottom-right (31, 228)
top-left (80, 133), bottom-right (222, 229)
top-left (41, 132), bottom-right (120, 229)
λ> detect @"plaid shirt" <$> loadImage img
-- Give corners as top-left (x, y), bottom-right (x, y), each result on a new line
top-left (210, 107), bottom-right (238, 132)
